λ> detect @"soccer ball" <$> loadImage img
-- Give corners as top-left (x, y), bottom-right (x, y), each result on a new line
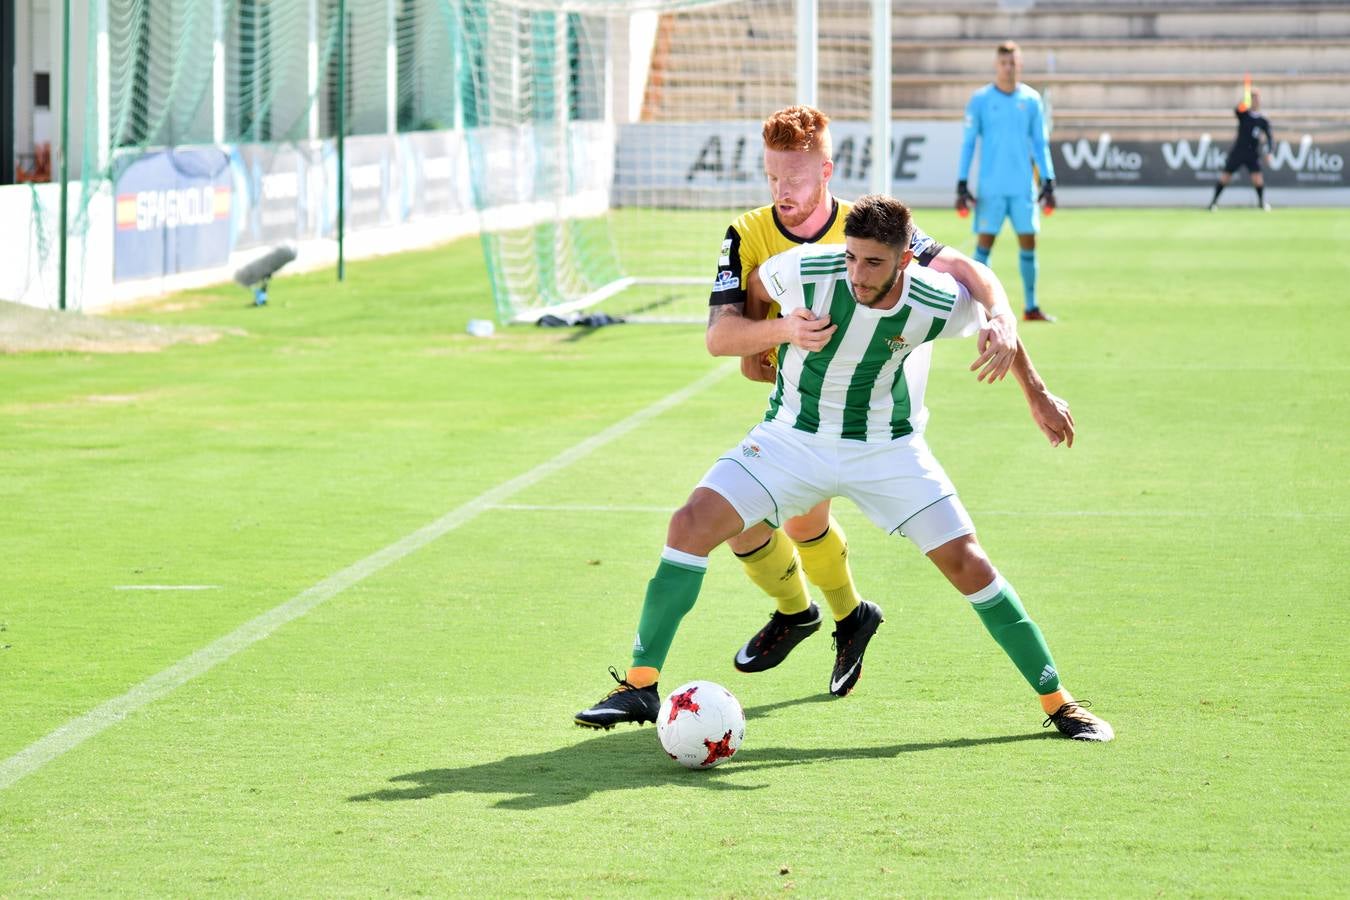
top-left (656, 680), bottom-right (745, 769)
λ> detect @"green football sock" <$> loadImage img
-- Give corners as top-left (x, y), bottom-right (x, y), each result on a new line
top-left (632, 552), bottom-right (706, 672)
top-left (968, 580), bottom-right (1061, 694)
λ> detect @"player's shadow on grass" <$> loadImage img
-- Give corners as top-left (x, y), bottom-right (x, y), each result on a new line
top-left (347, 693), bottom-right (1051, 811)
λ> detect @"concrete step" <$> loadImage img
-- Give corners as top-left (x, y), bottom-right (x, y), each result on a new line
top-left (670, 3), bottom-right (1350, 41)
top-left (887, 107), bottom-right (1350, 129)
top-left (881, 73), bottom-right (1349, 113)
top-left (658, 38), bottom-right (1350, 77)
top-left (648, 73), bottom-right (1348, 113)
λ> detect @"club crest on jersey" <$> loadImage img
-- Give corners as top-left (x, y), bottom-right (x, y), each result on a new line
top-left (886, 334), bottom-right (908, 353)
top-left (718, 238), bottom-right (732, 266)
top-left (713, 270), bottom-right (739, 292)
top-left (741, 442), bottom-right (762, 458)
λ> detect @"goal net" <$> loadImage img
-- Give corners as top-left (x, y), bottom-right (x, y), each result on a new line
top-left (15, 0), bottom-right (867, 322)
top-left (462, 0), bottom-right (836, 325)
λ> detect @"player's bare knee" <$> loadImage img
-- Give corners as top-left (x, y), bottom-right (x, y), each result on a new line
top-left (665, 504), bottom-right (704, 550)
top-left (726, 523), bottom-right (774, 556)
top-left (782, 502), bottom-right (831, 542)
top-left (928, 535), bottom-right (995, 592)
top-left (667, 489), bottom-right (743, 554)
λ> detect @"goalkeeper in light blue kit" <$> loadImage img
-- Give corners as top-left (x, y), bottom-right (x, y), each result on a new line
top-left (956, 41), bottom-right (1057, 322)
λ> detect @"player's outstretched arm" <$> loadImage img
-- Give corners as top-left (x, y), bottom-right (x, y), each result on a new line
top-left (957, 94), bottom-right (981, 186)
top-left (929, 247), bottom-right (1018, 382)
top-left (1010, 338), bottom-right (1075, 448)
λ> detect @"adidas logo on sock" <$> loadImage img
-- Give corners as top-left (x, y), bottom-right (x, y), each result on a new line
top-left (1038, 664), bottom-right (1057, 686)
top-left (633, 634), bottom-right (645, 654)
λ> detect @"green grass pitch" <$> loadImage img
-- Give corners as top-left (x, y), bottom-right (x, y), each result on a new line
top-left (1, 208), bottom-right (1347, 896)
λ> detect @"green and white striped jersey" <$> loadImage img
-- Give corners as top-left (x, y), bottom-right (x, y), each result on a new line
top-left (756, 244), bottom-right (983, 442)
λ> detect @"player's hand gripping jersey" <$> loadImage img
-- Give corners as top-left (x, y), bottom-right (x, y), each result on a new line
top-left (755, 245), bottom-right (985, 443)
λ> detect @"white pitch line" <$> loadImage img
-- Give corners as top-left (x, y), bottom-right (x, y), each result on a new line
top-left (1044, 363), bottom-right (1350, 373)
top-left (491, 503), bottom-right (674, 513)
top-left (114, 585), bottom-right (221, 591)
top-left (977, 510), bottom-right (1349, 520)
top-left (488, 503), bottom-right (1346, 520)
top-left (0, 362), bottom-right (735, 791)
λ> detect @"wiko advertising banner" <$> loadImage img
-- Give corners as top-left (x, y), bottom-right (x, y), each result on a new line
top-left (614, 121), bottom-right (964, 207)
top-left (1053, 130), bottom-right (1349, 188)
top-left (114, 148), bottom-right (233, 282)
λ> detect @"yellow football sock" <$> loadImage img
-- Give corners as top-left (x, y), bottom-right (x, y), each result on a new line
top-left (794, 516), bottom-right (861, 621)
top-left (1039, 688), bottom-right (1074, 715)
top-left (627, 666), bottom-right (659, 689)
top-left (736, 529), bottom-right (812, 615)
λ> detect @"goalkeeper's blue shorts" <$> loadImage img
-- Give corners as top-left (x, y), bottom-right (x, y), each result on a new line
top-left (974, 193), bottom-right (1040, 236)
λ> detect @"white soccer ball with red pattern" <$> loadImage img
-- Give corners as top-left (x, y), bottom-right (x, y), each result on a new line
top-left (656, 680), bottom-right (745, 769)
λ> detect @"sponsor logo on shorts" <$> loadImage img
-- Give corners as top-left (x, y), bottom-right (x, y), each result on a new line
top-left (770, 273), bottom-right (786, 297)
top-left (713, 270), bottom-right (740, 292)
top-left (741, 442), bottom-right (761, 458)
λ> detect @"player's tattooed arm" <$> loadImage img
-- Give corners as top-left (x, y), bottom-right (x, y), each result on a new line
top-left (707, 299), bottom-right (755, 358)
top-left (706, 266), bottom-right (834, 359)
top-left (708, 304), bottom-right (777, 383)
top-left (708, 300), bottom-right (746, 328)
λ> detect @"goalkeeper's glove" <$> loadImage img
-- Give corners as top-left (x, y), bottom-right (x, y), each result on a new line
top-left (1037, 178), bottom-right (1057, 211)
top-left (955, 180), bottom-right (974, 217)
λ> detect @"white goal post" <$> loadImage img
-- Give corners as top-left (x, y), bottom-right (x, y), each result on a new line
top-left (463, 0), bottom-right (896, 324)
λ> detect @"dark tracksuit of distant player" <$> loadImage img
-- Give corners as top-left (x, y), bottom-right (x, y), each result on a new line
top-left (1210, 90), bottom-right (1275, 210)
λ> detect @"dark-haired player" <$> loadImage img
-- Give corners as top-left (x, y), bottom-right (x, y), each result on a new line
top-left (574, 195), bottom-right (1112, 742)
top-left (607, 105), bottom-right (1022, 704)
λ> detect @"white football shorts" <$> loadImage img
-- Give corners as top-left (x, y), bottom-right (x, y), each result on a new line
top-left (696, 420), bottom-right (975, 553)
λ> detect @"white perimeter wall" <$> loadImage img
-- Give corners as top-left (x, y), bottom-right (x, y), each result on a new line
top-left (0, 180), bottom-right (488, 312)
top-left (5, 119), bottom-right (1347, 313)
top-left (1, 122), bottom-right (616, 313)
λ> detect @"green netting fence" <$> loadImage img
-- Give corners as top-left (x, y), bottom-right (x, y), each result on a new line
top-left (20, 0), bottom-right (734, 321)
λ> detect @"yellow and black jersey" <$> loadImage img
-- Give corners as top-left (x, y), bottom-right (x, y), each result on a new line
top-left (708, 198), bottom-right (945, 316)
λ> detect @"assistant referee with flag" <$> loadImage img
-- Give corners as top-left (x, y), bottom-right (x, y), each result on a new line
top-left (1209, 77), bottom-right (1275, 211)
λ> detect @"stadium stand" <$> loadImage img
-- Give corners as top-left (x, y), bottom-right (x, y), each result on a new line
top-left (642, 2), bottom-right (1350, 131)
